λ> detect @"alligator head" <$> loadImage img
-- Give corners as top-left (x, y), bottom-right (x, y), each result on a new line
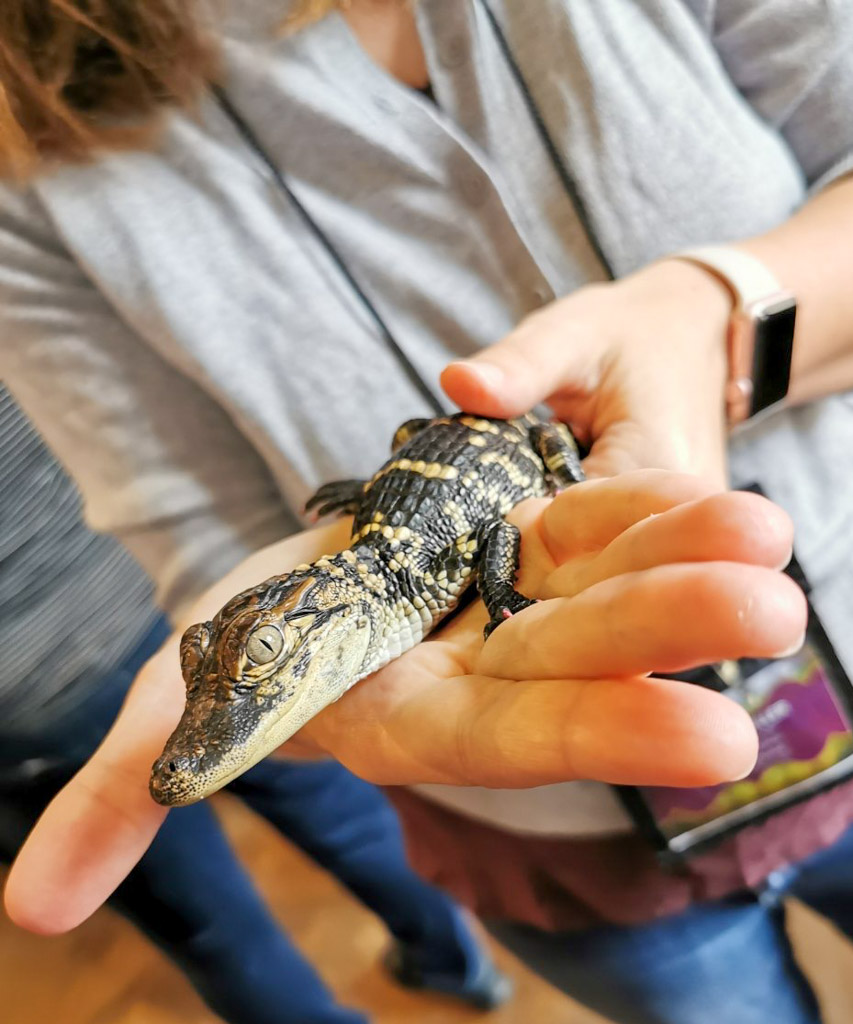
top-left (149, 560), bottom-right (373, 806)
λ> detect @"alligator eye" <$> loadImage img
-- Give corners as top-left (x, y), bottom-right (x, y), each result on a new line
top-left (245, 624), bottom-right (285, 665)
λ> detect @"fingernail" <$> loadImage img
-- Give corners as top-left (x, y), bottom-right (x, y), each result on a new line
top-left (774, 632), bottom-right (806, 658)
top-left (453, 361), bottom-right (505, 390)
top-left (774, 548), bottom-right (794, 572)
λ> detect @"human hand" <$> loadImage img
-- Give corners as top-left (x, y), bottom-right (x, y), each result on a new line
top-left (4, 472), bottom-right (805, 933)
top-left (442, 260), bottom-right (734, 486)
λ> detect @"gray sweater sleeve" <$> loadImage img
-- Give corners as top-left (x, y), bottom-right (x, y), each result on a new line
top-left (687, 0), bottom-right (853, 191)
top-left (0, 188), bottom-right (299, 617)
top-left (0, 386), bottom-right (161, 728)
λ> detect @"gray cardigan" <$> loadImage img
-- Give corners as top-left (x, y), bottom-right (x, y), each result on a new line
top-left (1, 0), bottom-right (851, 831)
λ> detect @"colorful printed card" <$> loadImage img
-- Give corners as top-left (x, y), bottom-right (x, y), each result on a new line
top-left (620, 544), bottom-right (853, 857)
top-left (637, 641), bottom-right (853, 853)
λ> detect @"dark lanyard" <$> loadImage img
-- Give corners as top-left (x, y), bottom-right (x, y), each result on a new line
top-left (474, 0), bottom-right (615, 279)
top-left (212, 1), bottom-right (613, 416)
top-left (211, 86), bottom-right (447, 417)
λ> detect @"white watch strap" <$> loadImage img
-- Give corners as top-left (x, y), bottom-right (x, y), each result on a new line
top-left (672, 245), bottom-right (784, 310)
top-left (670, 245), bottom-right (796, 425)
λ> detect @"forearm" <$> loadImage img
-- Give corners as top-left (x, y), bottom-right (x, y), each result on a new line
top-left (737, 175), bottom-right (853, 403)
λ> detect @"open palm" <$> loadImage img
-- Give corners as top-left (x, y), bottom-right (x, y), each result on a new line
top-left (5, 471), bottom-right (804, 935)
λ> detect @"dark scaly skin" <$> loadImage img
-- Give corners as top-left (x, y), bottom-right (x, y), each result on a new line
top-left (150, 413), bottom-right (583, 806)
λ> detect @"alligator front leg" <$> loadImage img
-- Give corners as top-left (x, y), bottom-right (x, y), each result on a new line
top-left (391, 417), bottom-right (433, 452)
top-left (476, 519), bottom-right (538, 640)
top-left (304, 479), bottom-right (367, 519)
top-left (529, 421), bottom-right (585, 490)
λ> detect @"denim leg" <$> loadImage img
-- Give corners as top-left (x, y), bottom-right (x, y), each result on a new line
top-left (0, 615), bottom-right (172, 772)
top-left (112, 803), bottom-right (368, 1024)
top-left (229, 759), bottom-right (472, 973)
top-left (788, 820), bottom-right (853, 941)
top-left (488, 893), bottom-right (822, 1024)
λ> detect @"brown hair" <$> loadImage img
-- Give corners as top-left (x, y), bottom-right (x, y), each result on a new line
top-left (0, 1), bottom-right (346, 180)
top-left (0, 1), bottom-right (214, 179)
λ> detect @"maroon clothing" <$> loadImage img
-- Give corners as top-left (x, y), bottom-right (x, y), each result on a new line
top-left (388, 782), bottom-right (853, 932)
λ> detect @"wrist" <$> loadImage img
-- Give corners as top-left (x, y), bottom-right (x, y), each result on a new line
top-left (665, 247), bottom-right (798, 424)
top-left (618, 258), bottom-right (733, 379)
top-left (641, 256), bottom-right (735, 323)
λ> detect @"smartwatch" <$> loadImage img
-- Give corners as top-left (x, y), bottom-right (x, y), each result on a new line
top-left (672, 246), bottom-right (797, 425)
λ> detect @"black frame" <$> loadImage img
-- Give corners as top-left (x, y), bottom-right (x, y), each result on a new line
top-left (750, 296), bottom-right (797, 417)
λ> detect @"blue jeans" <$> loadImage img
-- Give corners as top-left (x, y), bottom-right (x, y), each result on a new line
top-left (0, 617), bottom-right (478, 1024)
top-left (488, 822), bottom-right (853, 1024)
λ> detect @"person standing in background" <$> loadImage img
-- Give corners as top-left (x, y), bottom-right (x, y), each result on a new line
top-left (0, 383), bottom-right (511, 1022)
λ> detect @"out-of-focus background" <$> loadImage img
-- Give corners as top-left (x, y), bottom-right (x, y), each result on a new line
top-left (4, 792), bottom-right (853, 1024)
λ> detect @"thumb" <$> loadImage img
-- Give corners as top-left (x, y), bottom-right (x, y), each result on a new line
top-left (441, 306), bottom-right (604, 417)
top-left (4, 640), bottom-right (182, 934)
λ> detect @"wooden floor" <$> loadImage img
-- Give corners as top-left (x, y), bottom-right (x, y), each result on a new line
top-left (3, 793), bottom-right (853, 1024)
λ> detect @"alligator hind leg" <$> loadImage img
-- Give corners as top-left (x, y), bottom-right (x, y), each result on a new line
top-left (477, 519), bottom-right (539, 640)
top-left (529, 421), bottom-right (585, 490)
top-left (304, 479), bottom-right (367, 519)
top-left (391, 417), bottom-right (433, 452)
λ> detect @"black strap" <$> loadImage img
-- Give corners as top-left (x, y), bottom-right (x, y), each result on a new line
top-left (474, 0), bottom-right (615, 280)
top-left (212, 85), bottom-right (448, 417)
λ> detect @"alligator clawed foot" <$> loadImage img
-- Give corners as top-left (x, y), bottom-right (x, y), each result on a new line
top-left (483, 598), bottom-right (540, 640)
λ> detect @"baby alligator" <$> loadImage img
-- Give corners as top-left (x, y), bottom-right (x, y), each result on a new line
top-left (150, 413), bottom-right (583, 805)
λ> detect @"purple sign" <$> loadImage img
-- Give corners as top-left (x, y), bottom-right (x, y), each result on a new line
top-left (642, 643), bottom-right (853, 840)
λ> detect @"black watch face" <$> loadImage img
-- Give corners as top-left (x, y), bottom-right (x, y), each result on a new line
top-left (751, 298), bottom-right (796, 415)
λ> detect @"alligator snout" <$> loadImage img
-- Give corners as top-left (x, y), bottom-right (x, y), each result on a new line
top-left (149, 750), bottom-right (206, 806)
top-left (158, 752), bottom-right (201, 776)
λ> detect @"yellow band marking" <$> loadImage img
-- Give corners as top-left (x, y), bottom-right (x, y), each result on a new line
top-left (459, 416), bottom-right (501, 434)
top-left (478, 450), bottom-right (532, 488)
top-left (365, 459), bottom-right (459, 491)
